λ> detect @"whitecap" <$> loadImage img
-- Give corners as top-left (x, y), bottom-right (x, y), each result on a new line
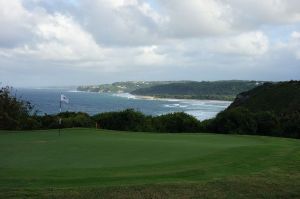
top-left (113, 93), bottom-right (137, 99)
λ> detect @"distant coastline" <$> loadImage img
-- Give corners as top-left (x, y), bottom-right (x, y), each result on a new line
top-left (77, 80), bottom-right (262, 101)
top-left (74, 91), bottom-right (231, 103)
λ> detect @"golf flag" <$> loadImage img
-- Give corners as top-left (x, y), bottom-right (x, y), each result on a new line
top-left (60, 94), bottom-right (69, 104)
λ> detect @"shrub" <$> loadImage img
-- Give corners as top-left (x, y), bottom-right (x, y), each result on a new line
top-left (93, 110), bottom-right (201, 133)
top-left (153, 112), bottom-right (201, 133)
top-left (93, 109), bottom-right (150, 131)
top-left (280, 111), bottom-right (300, 138)
top-left (37, 114), bottom-right (59, 129)
top-left (255, 111), bottom-right (280, 136)
top-left (210, 107), bottom-right (257, 134)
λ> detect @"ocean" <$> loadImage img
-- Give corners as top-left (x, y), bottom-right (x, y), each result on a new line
top-left (16, 88), bottom-right (231, 121)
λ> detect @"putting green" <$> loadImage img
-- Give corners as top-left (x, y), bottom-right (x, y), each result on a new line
top-left (0, 128), bottom-right (299, 198)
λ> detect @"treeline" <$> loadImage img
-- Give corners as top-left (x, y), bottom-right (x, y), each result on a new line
top-left (2, 106), bottom-right (299, 138)
top-left (131, 80), bottom-right (261, 100)
top-left (2, 109), bottom-right (201, 134)
top-left (93, 109), bottom-right (200, 133)
top-left (92, 108), bottom-right (299, 138)
top-left (203, 107), bottom-right (300, 138)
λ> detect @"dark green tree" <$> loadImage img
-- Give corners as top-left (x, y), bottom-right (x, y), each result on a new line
top-left (255, 111), bottom-right (280, 136)
top-left (0, 86), bottom-right (38, 130)
top-left (211, 107), bottom-right (257, 134)
top-left (153, 112), bottom-right (200, 133)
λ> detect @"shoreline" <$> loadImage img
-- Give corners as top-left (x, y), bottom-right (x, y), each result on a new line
top-left (135, 95), bottom-right (232, 102)
top-left (112, 92), bottom-right (233, 103)
top-left (75, 89), bottom-right (233, 102)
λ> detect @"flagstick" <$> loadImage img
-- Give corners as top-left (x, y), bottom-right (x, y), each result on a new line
top-left (59, 94), bottom-right (62, 136)
top-left (58, 94), bottom-right (69, 136)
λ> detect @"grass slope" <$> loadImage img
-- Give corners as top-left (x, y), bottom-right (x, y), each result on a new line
top-left (0, 128), bottom-right (299, 198)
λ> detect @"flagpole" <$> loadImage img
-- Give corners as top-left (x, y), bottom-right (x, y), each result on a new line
top-left (59, 94), bottom-right (61, 136)
top-left (58, 94), bottom-right (69, 136)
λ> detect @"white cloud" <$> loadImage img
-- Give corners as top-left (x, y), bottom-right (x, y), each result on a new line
top-left (75, 0), bottom-right (300, 44)
top-left (77, 0), bottom-right (165, 46)
top-left (105, 0), bottom-right (138, 8)
top-left (135, 45), bottom-right (167, 65)
top-left (137, 2), bottom-right (168, 25)
top-left (0, 1), bottom-right (105, 63)
top-left (0, 0), bottom-right (34, 47)
top-left (225, 0), bottom-right (300, 26)
top-left (31, 13), bottom-right (105, 61)
top-left (159, 0), bottom-right (233, 37)
top-left (272, 31), bottom-right (300, 60)
top-left (290, 31), bottom-right (300, 59)
top-left (213, 31), bottom-right (269, 56)
top-left (291, 31), bottom-right (300, 40)
top-left (156, 0), bottom-right (300, 37)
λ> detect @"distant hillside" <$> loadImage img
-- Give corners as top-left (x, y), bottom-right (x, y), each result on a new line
top-left (228, 81), bottom-right (300, 115)
top-left (131, 81), bottom-right (263, 100)
top-left (77, 81), bottom-right (189, 93)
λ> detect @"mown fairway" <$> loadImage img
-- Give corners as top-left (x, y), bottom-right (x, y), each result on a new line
top-left (0, 128), bottom-right (299, 198)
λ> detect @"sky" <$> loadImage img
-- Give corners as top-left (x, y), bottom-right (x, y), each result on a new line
top-left (0, 0), bottom-right (300, 87)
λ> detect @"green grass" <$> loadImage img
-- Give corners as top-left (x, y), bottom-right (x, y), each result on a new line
top-left (0, 128), bottom-right (299, 198)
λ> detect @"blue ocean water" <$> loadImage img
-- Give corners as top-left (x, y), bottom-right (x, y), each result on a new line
top-left (16, 88), bottom-right (231, 121)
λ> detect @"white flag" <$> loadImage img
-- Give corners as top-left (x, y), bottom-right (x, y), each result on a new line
top-left (61, 94), bottom-right (69, 104)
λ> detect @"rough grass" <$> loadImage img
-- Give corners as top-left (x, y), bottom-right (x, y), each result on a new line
top-left (0, 128), bottom-right (299, 198)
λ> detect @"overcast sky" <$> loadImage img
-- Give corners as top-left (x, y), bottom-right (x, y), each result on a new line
top-left (0, 0), bottom-right (300, 87)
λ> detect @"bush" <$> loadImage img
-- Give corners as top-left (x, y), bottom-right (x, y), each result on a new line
top-left (93, 109), bottom-right (201, 133)
top-left (22, 117), bottom-right (42, 130)
top-left (210, 107), bottom-right (257, 134)
top-left (199, 119), bottom-right (214, 132)
top-left (93, 109), bottom-right (151, 132)
top-left (255, 111), bottom-right (280, 136)
top-left (37, 114), bottom-right (59, 129)
top-left (280, 112), bottom-right (300, 138)
top-left (204, 107), bottom-right (300, 138)
top-left (31, 112), bottom-right (94, 129)
top-left (153, 112), bottom-right (200, 133)
top-left (59, 112), bottom-right (94, 128)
